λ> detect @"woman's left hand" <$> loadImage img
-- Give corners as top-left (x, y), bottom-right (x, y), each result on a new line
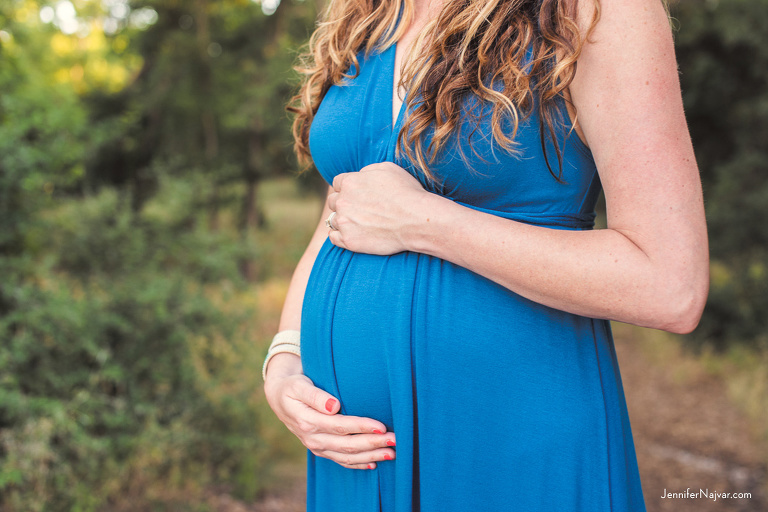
top-left (327, 162), bottom-right (430, 255)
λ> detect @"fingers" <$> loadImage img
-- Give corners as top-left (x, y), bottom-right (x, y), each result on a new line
top-left (288, 377), bottom-right (341, 415)
top-left (325, 192), bottom-right (344, 244)
top-left (327, 191), bottom-right (339, 212)
top-left (286, 375), bottom-right (387, 435)
top-left (289, 405), bottom-right (388, 437)
top-left (307, 433), bottom-right (396, 454)
top-left (307, 434), bottom-right (396, 469)
top-left (285, 378), bottom-right (388, 433)
top-left (311, 446), bottom-right (396, 468)
top-left (284, 398), bottom-right (396, 470)
top-left (332, 173), bottom-right (349, 192)
top-left (275, 374), bottom-right (400, 470)
top-left (340, 462), bottom-right (378, 470)
top-left (267, 373), bottom-right (398, 471)
top-left (295, 411), bottom-right (396, 469)
top-left (328, 229), bottom-right (347, 249)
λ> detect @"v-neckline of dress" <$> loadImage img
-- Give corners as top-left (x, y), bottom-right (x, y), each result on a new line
top-left (390, 41), bottom-right (408, 136)
top-left (384, 40), bottom-right (410, 164)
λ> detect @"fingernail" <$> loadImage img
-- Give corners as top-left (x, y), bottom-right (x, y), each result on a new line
top-left (386, 440), bottom-right (396, 447)
top-left (368, 463), bottom-right (375, 470)
top-left (325, 398), bottom-right (336, 412)
top-left (372, 429), bottom-right (383, 434)
top-left (384, 453), bottom-right (393, 460)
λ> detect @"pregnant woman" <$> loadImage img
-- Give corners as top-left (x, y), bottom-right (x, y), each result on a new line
top-left (263, 0), bottom-right (709, 510)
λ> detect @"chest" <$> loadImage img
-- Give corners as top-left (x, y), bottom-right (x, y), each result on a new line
top-left (308, 44), bottom-right (599, 216)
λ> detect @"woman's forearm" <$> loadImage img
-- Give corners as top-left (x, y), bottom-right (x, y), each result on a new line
top-left (277, 208), bottom-right (331, 332)
top-left (405, 191), bottom-right (708, 333)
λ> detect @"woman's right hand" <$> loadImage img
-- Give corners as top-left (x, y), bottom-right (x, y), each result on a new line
top-left (263, 353), bottom-right (397, 470)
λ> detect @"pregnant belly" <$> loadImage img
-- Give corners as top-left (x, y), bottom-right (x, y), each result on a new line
top-left (300, 238), bottom-right (609, 435)
top-left (301, 241), bottom-right (418, 425)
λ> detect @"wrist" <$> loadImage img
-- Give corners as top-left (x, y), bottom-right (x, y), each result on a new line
top-left (262, 329), bottom-right (301, 381)
top-left (264, 352), bottom-right (303, 382)
top-left (405, 191), bottom-right (457, 256)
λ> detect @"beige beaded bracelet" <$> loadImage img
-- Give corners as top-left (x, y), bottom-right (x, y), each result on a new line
top-left (262, 330), bottom-right (301, 381)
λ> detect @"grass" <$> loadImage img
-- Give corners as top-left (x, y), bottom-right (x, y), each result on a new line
top-left (702, 344), bottom-right (768, 442)
top-left (612, 322), bottom-right (768, 447)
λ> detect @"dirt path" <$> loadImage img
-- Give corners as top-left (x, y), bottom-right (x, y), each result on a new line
top-left (614, 326), bottom-right (767, 512)
top-left (234, 326), bottom-right (767, 512)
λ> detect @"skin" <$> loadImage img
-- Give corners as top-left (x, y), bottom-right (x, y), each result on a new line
top-left (264, 0), bottom-right (709, 470)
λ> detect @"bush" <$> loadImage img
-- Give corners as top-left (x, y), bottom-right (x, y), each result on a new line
top-left (0, 188), bottom-right (268, 511)
top-left (673, 0), bottom-right (768, 350)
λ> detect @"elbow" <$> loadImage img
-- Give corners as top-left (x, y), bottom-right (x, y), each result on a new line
top-left (662, 297), bottom-right (706, 335)
top-left (654, 268), bottom-right (710, 335)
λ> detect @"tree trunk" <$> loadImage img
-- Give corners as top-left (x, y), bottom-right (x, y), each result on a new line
top-left (239, 120), bottom-right (266, 281)
top-left (195, 0), bottom-right (221, 231)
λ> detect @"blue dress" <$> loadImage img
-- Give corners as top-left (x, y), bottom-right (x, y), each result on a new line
top-left (301, 39), bottom-right (647, 512)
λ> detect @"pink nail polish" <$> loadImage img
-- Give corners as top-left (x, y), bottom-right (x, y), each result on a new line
top-left (384, 453), bottom-right (393, 460)
top-left (372, 429), bottom-right (383, 434)
top-left (386, 440), bottom-right (396, 447)
top-left (325, 398), bottom-right (336, 412)
top-left (368, 463), bottom-right (375, 470)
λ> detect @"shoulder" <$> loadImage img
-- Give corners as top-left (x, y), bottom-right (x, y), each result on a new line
top-left (569, 0), bottom-right (680, 156)
top-left (574, 0), bottom-right (673, 53)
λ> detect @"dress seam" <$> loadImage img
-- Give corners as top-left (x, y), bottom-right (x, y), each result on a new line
top-left (409, 252), bottom-right (422, 512)
top-left (327, 247), bottom-right (355, 415)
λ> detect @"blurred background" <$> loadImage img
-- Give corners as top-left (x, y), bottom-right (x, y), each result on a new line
top-left (0, 0), bottom-right (766, 510)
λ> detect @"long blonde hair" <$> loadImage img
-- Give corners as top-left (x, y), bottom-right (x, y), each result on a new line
top-left (287, 0), bottom-right (600, 181)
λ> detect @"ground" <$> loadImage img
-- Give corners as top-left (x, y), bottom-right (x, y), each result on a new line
top-left (220, 325), bottom-right (768, 512)
top-left (616, 325), bottom-right (766, 512)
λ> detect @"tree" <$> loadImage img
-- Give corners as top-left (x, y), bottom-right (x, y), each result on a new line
top-left (672, 0), bottom-right (768, 349)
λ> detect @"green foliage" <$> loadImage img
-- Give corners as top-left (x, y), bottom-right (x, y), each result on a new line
top-left (0, 8), bottom-right (89, 256)
top-left (672, 0), bottom-right (768, 349)
top-left (0, 187), bottom-right (269, 510)
top-left (0, 1), bottom-right (317, 510)
top-left (86, 0), bottom-right (319, 213)
top-left (1, 1), bottom-right (317, 507)
top-left (49, 181), bottom-right (258, 282)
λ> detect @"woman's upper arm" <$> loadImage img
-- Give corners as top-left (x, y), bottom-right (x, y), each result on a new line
top-left (276, 186), bottom-right (334, 332)
top-left (569, 0), bottom-right (709, 322)
top-left (292, 185), bottom-right (334, 265)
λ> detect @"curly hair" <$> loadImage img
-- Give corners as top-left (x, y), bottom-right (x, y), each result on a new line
top-left (287, 0), bottom-right (601, 182)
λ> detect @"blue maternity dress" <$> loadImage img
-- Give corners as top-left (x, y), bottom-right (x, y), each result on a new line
top-left (301, 39), bottom-right (647, 512)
